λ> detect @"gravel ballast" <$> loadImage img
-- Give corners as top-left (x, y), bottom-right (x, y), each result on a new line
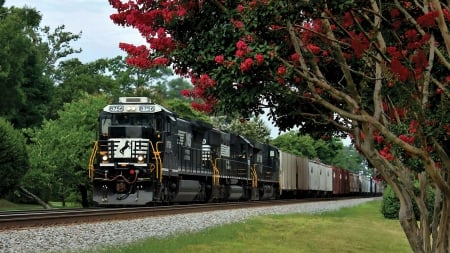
top-left (0, 197), bottom-right (379, 253)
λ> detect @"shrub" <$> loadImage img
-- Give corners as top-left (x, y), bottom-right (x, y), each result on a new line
top-left (381, 185), bottom-right (400, 219)
top-left (381, 184), bottom-right (435, 220)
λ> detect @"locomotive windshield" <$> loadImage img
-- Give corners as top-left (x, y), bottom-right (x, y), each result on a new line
top-left (100, 112), bottom-right (160, 138)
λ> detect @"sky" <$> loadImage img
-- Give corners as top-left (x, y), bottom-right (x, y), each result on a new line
top-left (5, 0), bottom-right (286, 138)
top-left (5, 0), bottom-right (146, 63)
top-left (4, 0), bottom-right (334, 140)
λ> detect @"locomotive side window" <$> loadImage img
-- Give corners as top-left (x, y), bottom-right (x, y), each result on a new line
top-left (101, 117), bottom-right (111, 136)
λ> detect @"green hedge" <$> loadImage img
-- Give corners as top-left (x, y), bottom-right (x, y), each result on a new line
top-left (381, 184), bottom-right (435, 220)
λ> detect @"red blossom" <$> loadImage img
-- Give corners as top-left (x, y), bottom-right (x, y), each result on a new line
top-left (411, 50), bottom-right (428, 78)
top-left (348, 31), bottom-right (369, 58)
top-left (391, 8), bottom-right (401, 18)
top-left (417, 11), bottom-right (438, 28)
top-left (181, 89), bottom-right (192, 97)
top-left (198, 74), bottom-right (216, 88)
top-left (405, 29), bottom-right (418, 41)
top-left (240, 58), bottom-right (254, 72)
top-left (342, 11), bottom-right (354, 28)
top-left (382, 101), bottom-right (388, 111)
top-left (191, 101), bottom-right (213, 113)
top-left (214, 55), bottom-right (225, 64)
top-left (255, 54), bottom-right (264, 65)
top-left (153, 57), bottom-right (169, 65)
top-left (232, 19), bottom-right (244, 29)
top-left (236, 40), bottom-right (248, 50)
top-left (277, 77), bottom-right (286, 85)
top-left (277, 65), bottom-right (287, 75)
top-left (290, 53), bottom-right (300, 62)
top-left (391, 20), bottom-right (402, 30)
top-left (373, 131), bottom-right (384, 144)
top-left (307, 44), bottom-right (321, 54)
top-left (443, 9), bottom-right (450, 22)
top-left (409, 120), bottom-right (418, 134)
top-left (444, 124), bottom-right (450, 135)
top-left (391, 58), bottom-right (409, 82)
top-left (399, 134), bottom-right (415, 144)
top-left (379, 146), bottom-right (394, 161)
top-left (237, 4), bottom-right (244, 13)
top-left (235, 50), bottom-right (245, 57)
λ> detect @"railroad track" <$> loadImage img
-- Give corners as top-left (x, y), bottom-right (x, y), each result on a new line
top-left (1, 198), bottom-right (330, 231)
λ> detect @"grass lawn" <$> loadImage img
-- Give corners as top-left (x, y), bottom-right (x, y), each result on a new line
top-left (0, 199), bottom-right (81, 210)
top-left (91, 200), bottom-right (411, 253)
top-left (0, 199), bottom-right (43, 211)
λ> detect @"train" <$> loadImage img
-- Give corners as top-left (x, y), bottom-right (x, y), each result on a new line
top-left (88, 97), bottom-right (383, 206)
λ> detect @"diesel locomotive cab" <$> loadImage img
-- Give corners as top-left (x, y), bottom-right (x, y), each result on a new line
top-left (89, 97), bottom-right (175, 205)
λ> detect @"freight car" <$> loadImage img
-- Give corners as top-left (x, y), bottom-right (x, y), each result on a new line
top-left (88, 97), bottom-right (382, 206)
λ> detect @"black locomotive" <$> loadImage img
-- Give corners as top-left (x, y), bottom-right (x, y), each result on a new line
top-left (89, 97), bottom-right (280, 205)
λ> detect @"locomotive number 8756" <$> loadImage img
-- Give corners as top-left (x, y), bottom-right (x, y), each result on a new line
top-left (88, 97), bottom-right (280, 206)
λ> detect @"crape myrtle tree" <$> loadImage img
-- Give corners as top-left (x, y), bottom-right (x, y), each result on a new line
top-left (109, 0), bottom-right (450, 252)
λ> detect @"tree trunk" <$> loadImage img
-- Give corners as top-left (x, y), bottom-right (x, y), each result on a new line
top-left (19, 186), bottom-right (52, 209)
top-left (398, 195), bottom-right (424, 253)
top-left (78, 184), bottom-right (89, 208)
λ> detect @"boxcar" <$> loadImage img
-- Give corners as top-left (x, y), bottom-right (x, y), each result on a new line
top-left (308, 160), bottom-right (333, 197)
top-left (332, 166), bottom-right (350, 196)
top-left (349, 172), bottom-right (361, 195)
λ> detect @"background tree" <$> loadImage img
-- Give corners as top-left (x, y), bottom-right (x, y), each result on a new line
top-left (331, 145), bottom-right (366, 173)
top-left (271, 131), bottom-right (318, 158)
top-left (0, 4), bottom-right (52, 128)
top-left (24, 94), bottom-right (109, 207)
top-left (0, 118), bottom-right (29, 198)
top-left (110, 1), bottom-right (450, 252)
top-left (270, 131), bottom-right (357, 170)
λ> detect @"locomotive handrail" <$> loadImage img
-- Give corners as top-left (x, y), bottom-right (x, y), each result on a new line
top-left (88, 141), bottom-right (98, 181)
top-left (251, 164), bottom-right (258, 188)
top-left (210, 158), bottom-right (221, 186)
top-left (149, 140), bottom-right (163, 182)
top-left (156, 141), bottom-right (163, 183)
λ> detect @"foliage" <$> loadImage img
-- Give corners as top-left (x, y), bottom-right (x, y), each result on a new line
top-left (382, 184), bottom-right (435, 221)
top-left (0, 5), bottom-right (53, 128)
top-left (164, 99), bottom-right (211, 123)
top-left (271, 131), bottom-right (318, 158)
top-left (109, 1), bottom-right (450, 251)
top-left (331, 145), bottom-right (366, 173)
top-left (23, 94), bottom-right (110, 205)
top-left (227, 117), bottom-right (271, 143)
top-left (0, 118), bottom-right (29, 198)
top-left (382, 185), bottom-right (402, 219)
top-left (271, 131), bottom-right (362, 171)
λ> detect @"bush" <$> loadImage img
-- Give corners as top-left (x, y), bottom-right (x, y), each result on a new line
top-left (381, 184), bottom-right (435, 220)
top-left (381, 185), bottom-right (400, 219)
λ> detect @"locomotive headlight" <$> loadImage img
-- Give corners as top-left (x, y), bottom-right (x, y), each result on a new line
top-left (137, 155), bottom-right (145, 163)
top-left (100, 151), bottom-right (109, 163)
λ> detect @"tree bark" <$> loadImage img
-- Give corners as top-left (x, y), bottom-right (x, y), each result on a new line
top-left (78, 184), bottom-right (89, 208)
top-left (19, 186), bottom-right (52, 209)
